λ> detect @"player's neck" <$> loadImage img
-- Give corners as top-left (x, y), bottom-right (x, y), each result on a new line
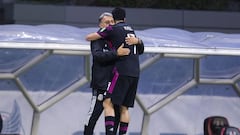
top-left (115, 20), bottom-right (124, 24)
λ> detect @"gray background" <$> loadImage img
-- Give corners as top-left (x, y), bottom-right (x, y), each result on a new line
top-left (9, 3), bottom-right (240, 33)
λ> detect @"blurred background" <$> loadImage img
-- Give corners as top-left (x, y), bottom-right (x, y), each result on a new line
top-left (1, 0), bottom-right (240, 32)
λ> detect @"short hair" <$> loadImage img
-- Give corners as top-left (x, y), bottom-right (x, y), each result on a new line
top-left (98, 12), bottom-right (112, 22)
top-left (112, 7), bottom-right (126, 21)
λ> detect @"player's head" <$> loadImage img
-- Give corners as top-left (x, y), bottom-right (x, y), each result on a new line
top-left (112, 7), bottom-right (126, 21)
top-left (98, 12), bottom-right (114, 28)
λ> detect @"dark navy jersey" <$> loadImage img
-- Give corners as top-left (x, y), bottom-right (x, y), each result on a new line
top-left (90, 37), bottom-right (118, 90)
top-left (97, 22), bottom-right (144, 77)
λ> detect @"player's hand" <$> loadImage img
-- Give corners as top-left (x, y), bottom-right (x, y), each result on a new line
top-left (125, 37), bottom-right (138, 45)
top-left (117, 44), bottom-right (130, 56)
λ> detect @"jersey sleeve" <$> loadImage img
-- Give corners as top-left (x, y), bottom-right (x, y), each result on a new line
top-left (91, 39), bottom-right (118, 63)
top-left (97, 25), bottom-right (113, 39)
top-left (137, 41), bottom-right (144, 55)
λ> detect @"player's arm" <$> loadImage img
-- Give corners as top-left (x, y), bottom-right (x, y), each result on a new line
top-left (137, 38), bottom-right (144, 55)
top-left (125, 37), bottom-right (144, 54)
top-left (117, 44), bottom-right (130, 56)
top-left (125, 37), bottom-right (139, 45)
top-left (86, 25), bottom-right (113, 41)
top-left (86, 32), bottom-right (102, 41)
top-left (91, 40), bottom-right (116, 62)
top-left (91, 41), bottom-right (129, 63)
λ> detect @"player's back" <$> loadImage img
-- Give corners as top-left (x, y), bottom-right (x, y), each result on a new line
top-left (111, 22), bottom-right (140, 77)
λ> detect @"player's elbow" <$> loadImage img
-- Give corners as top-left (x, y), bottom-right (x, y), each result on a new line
top-left (85, 33), bottom-right (100, 41)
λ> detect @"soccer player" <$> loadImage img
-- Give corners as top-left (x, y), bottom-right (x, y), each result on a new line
top-left (86, 7), bottom-right (144, 135)
top-left (84, 12), bottom-right (140, 135)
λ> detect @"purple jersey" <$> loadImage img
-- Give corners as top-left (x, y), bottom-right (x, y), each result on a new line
top-left (97, 22), bottom-right (143, 77)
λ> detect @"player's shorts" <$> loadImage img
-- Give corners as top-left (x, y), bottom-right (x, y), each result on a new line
top-left (106, 75), bottom-right (139, 108)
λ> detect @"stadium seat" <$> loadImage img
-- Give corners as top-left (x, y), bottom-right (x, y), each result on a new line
top-left (204, 116), bottom-right (229, 135)
top-left (220, 126), bottom-right (240, 135)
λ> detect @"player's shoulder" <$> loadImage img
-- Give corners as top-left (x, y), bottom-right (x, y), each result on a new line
top-left (99, 25), bottom-right (114, 32)
top-left (123, 25), bottom-right (134, 31)
top-left (99, 27), bottom-right (106, 32)
top-left (121, 23), bottom-right (134, 31)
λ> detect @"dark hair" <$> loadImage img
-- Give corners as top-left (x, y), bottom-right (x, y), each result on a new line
top-left (112, 7), bottom-right (126, 20)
